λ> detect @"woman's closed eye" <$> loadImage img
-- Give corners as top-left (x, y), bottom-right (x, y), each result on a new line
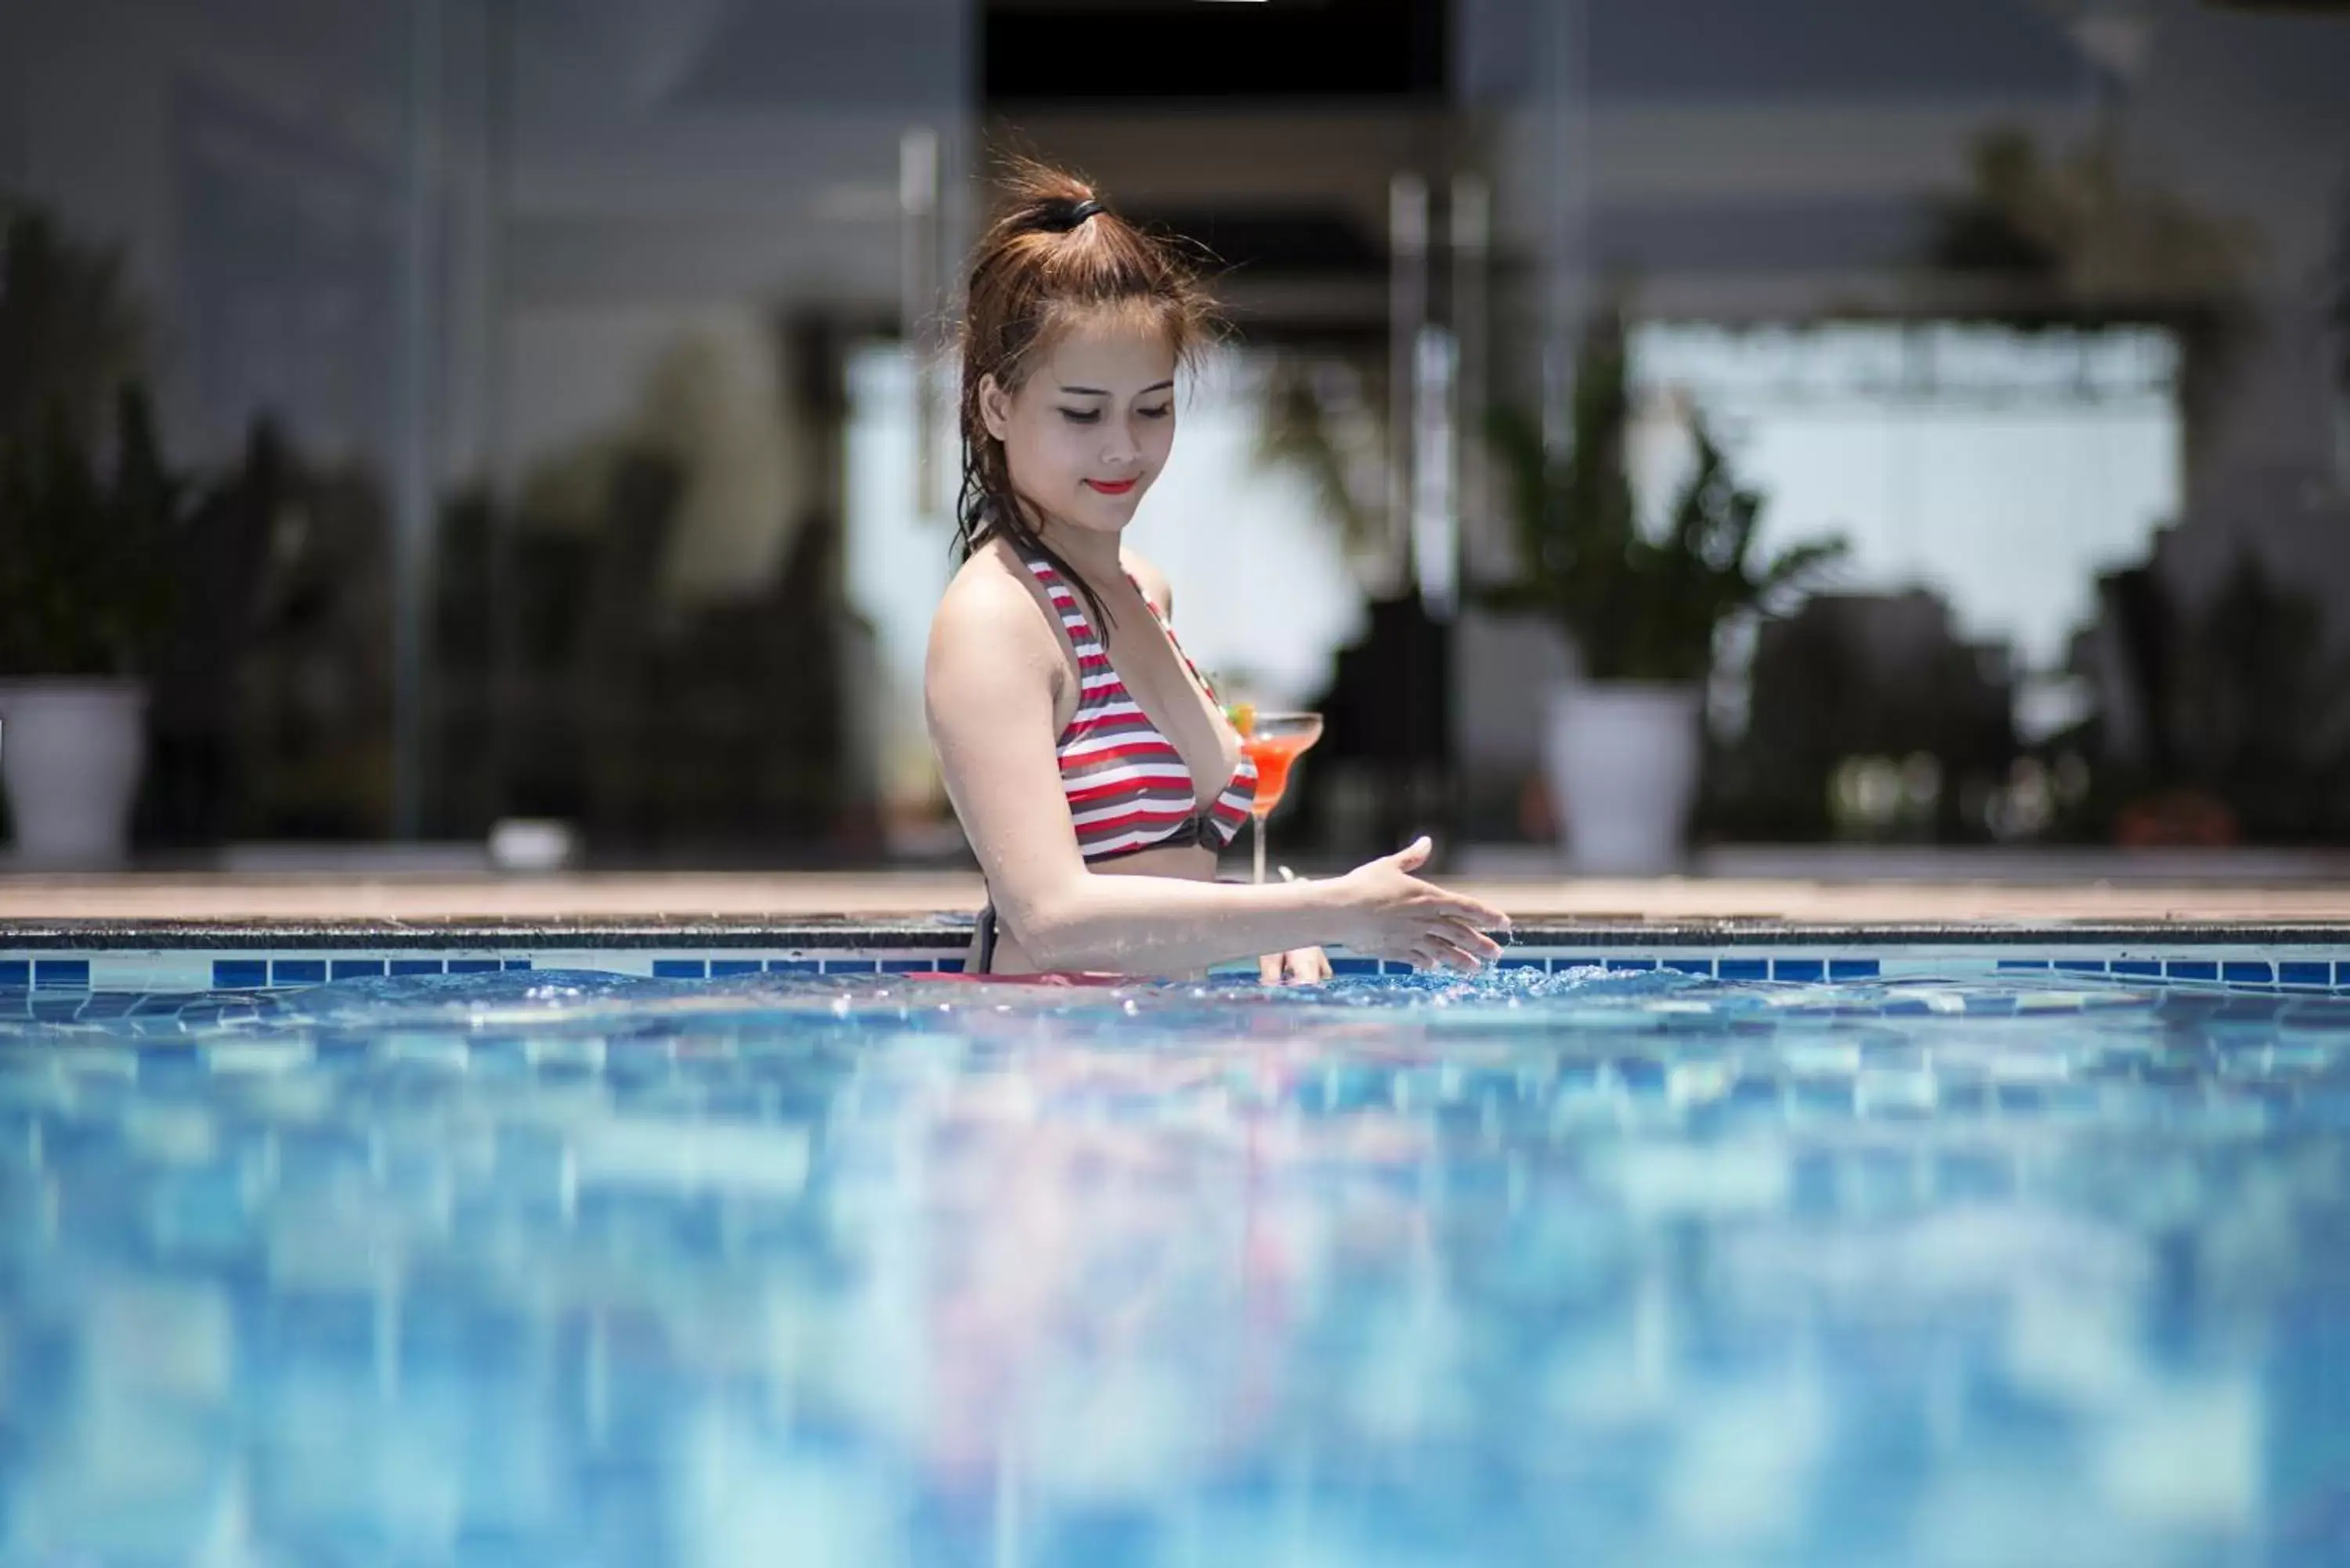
top-left (1058, 404), bottom-right (1174, 425)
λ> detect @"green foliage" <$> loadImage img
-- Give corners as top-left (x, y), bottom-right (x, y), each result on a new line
top-left (0, 200), bottom-right (143, 450)
top-left (1485, 313), bottom-right (1846, 683)
top-left (0, 201), bottom-right (186, 677)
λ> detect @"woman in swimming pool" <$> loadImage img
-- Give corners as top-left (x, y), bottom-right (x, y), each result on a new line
top-left (926, 162), bottom-right (1508, 981)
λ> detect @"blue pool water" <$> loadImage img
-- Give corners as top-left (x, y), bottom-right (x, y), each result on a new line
top-left (2, 966), bottom-right (2348, 1567)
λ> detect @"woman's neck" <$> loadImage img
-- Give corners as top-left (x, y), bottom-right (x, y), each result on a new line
top-left (1032, 515), bottom-right (1124, 590)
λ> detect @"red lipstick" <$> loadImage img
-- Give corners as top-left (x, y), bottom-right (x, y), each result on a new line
top-left (1086, 478), bottom-right (1138, 496)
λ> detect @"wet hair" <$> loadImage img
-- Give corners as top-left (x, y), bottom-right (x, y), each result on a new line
top-left (954, 160), bottom-right (1220, 631)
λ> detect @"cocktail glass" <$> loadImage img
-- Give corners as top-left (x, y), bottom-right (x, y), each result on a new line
top-left (1238, 711), bottom-right (1324, 885)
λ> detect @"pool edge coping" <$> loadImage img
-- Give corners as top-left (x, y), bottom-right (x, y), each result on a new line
top-left (5, 917), bottom-right (2350, 950)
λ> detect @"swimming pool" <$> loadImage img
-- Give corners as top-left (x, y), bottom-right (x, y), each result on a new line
top-left (3, 929), bottom-right (2348, 1566)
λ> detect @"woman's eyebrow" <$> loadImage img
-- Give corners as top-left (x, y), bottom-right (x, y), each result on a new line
top-left (1057, 380), bottom-right (1176, 396)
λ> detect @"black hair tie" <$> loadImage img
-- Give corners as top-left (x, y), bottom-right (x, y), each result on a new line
top-left (1050, 197), bottom-right (1104, 232)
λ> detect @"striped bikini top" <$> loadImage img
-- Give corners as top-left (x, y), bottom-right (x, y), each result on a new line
top-left (1023, 547), bottom-right (1259, 862)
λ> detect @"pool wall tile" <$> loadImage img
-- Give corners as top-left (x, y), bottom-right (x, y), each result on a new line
top-left (34, 959), bottom-right (90, 990)
top-left (8, 938), bottom-right (2350, 995)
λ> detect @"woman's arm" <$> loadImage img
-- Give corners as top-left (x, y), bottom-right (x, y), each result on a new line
top-left (924, 571), bottom-right (1503, 974)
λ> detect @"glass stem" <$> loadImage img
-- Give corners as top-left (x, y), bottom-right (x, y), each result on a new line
top-left (1253, 813), bottom-right (1267, 886)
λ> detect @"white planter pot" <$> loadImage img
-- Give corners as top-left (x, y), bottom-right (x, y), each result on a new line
top-left (0, 679), bottom-right (150, 869)
top-left (1542, 681), bottom-right (1704, 876)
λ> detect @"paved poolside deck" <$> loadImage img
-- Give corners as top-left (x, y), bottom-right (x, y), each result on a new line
top-left (2, 854), bottom-right (2347, 930)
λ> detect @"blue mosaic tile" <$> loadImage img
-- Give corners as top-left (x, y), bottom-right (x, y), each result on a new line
top-left (330, 959), bottom-right (386, 981)
top-left (1331, 958), bottom-right (1385, 976)
top-left (1605, 958), bottom-right (1657, 973)
top-left (880, 959), bottom-right (941, 974)
top-left (1718, 959), bottom-right (1769, 981)
top-left (0, 960), bottom-right (27, 988)
top-left (1828, 958), bottom-right (1880, 980)
top-left (1772, 959), bottom-right (1827, 982)
top-left (34, 960), bottom-right (89, 991)
top-left (709, 960), bottom-right (762, 978)
top-left (446, 960), bottom-right (502, 975)
top-left (2167, 960), bottom-right (2219, 982)
top-left (768, 960), bottom-right (823, 974)
top-left (389, 959), bottom-right (443, 977)
top-left (1551, 957), bottom-right (1605, 974)
top-left (1998, 959), bottom-right (2050, 971)
top-left (2113, 960), bottom-right (2161, 978)
top-left (503, 959), bottom-right (532, 970)
top-left (2055, 959), bottom-right (2108, 974)
top-left (823, 959), bottom-right (880, 975)
top-left (935, 959), bottom-right (967, 974)
top-left (652, 960), bottom-right (707, 980)
top-left (2280, 962), bottom-right (2330, 987)
top-left (271, 959), bottom-right (327, 986)
top-left (1662, 959), bottom-right (1714, 977)
top-left (2223, 961), bottom-right (2274, 985)
top-left (212, 959), bottom-right (268, 991)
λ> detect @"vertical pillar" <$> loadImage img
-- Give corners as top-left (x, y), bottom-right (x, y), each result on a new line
top-left (392, 0), bottom-right (445, 838)
top-left (1388, 173), bottom-right (1430, 591)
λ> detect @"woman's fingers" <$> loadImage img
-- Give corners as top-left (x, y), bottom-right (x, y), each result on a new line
top-left (1259, 952), bottom-right (1282, 985)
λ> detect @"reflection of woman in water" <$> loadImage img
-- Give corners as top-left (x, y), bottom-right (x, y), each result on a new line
top-left (912, 1013), bottom-right (1441, 1494)
top-left (925, 161), bottom-right (1508, 981)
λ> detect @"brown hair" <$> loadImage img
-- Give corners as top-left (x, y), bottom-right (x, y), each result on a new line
top-left (954, 160), bottom-right (1219, 630)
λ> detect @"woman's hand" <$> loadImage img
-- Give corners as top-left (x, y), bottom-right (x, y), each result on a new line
top-left (1260, 945), bottom-right (1332, 985)
top-left (1331, 836), bottom-right (1509, 974)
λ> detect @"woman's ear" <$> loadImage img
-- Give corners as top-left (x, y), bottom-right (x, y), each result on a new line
top-left (978, 374), bottom-right (1014, 443)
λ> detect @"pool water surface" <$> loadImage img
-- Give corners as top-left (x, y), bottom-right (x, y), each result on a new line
top-left (2, 966), bottom-right (2347, 1567)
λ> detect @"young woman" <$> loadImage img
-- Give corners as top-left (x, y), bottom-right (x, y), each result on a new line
top-left (925, 164), bottom-right (1508, 980)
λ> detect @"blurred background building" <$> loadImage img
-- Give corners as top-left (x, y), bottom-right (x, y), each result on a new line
top-left (2, 0), bottom-right (2346, 867)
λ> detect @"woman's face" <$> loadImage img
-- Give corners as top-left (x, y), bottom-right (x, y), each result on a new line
top-left (980, 313), bottom-right (1177, 539)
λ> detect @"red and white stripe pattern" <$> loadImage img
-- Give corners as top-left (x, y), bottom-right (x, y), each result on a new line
top-left (1023, 550), bottom-right (1258, 862)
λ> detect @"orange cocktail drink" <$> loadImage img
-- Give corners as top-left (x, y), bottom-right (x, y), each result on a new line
top-left (1242, 728), bottom-right (1317, 818)
top-left (1228, 710), bottom-right (1323, 883)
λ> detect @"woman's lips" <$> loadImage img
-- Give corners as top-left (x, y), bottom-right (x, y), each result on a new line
top-left (1086, 478), bottom-right (1138, 496)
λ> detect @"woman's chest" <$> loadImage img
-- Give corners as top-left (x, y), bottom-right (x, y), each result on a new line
top-left (1073, 624), bottom-right (1237, 785)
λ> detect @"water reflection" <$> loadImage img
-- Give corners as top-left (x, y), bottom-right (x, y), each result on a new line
top-left (0, 970), bottom-right (2345, 1564)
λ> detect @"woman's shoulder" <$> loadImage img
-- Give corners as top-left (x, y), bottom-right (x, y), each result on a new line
top-left (932, 543), bottom-right (1054, 651)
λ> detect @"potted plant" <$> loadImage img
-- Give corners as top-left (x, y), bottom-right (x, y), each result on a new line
top-left (0, 203), bottom-right (183, 867)
top-left (1487, 311), bottom-right (1846, 873)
